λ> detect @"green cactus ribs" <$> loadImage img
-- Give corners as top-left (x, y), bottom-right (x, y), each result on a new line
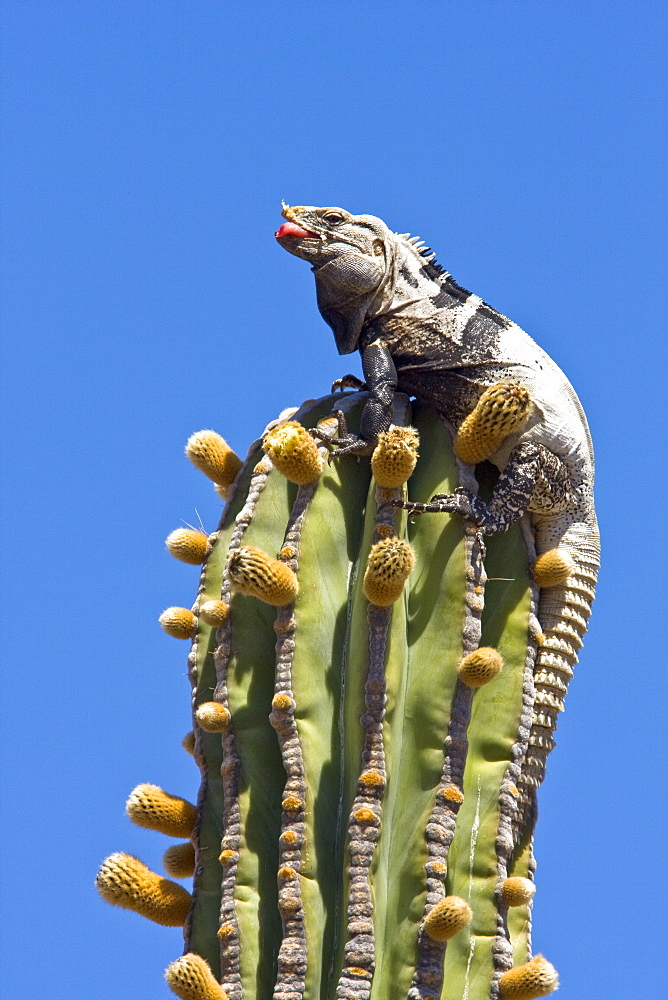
top-left (97, 388), bottom-right (561, 1000)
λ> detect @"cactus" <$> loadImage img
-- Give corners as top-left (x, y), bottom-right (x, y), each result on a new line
top-left (97, 388), bottom-right (565, 1000)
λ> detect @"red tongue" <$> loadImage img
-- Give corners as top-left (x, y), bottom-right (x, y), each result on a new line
top-left (275, 221), bottom-right (317, 239)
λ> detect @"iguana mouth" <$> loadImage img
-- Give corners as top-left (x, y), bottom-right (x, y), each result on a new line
top-left (275, 221), bottom-right (318, 239)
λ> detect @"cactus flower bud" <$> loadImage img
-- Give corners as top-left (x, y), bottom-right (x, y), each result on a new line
top-left (166, 529), bottom-right (209, 565)
top-left (454, 383), bottom-right (530, 464)
top-left (457, 646), bottom-right (504, 687)
top-left (363, 536), bottom-right (415, 606)
top-left (126, 783), bottom-right (198, 838)
top-left (165, 953), bottom-right (228, 1000)
top-left (263, 421), bottom-right (323, 484)
top-left (423, 895), bottom-right (472, 941)
top-left (498, 955), bottom-right (559, 999)
top-left (96, 852), bottom-right (191, 926)
top-left (228, 545), bottom-right (298, 606)
top-left (159, 606), bottom-right (195, 639)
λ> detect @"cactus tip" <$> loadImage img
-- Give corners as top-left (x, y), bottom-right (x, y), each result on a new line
top-left (363, 536), bottom-right (415, 606)
top-left (166, 528), bottom-right (209, 565)
top-left (195, 701), bottom-right (231, 732)
top-left (454, 382), bottom-right (530, 464)
top-left (423, 895), bottom-right (472, 941)
top-left (532, 547), bottom-right (575, 588)
top-left (263, 421), bottom-right (323, 484)
top-left (228, 545), bottom-right (299, 606)
top-left (96, 852), bottom-right (191, 926)
top-left (458, 646), bottom-right (503, 687)
top-left (159, 606), bottom-right (196, 639)
top-left (501, 876), bottom-right (536, 906)
top-left (165, 953), bottom-right (228, 1000)
top-left (163, 842), bottom-right (196, 879)
top-left (185, 429), bottom-right (242, 487)
top-left (126, 783), bottom-right (198, 838)
top-left (498, 954), bottom-right (559, 999)
top-left (371, 425), bottom-right (420, 487)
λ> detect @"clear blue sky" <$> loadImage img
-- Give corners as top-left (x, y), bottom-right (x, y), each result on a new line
top-left (1, 2), bottom-right (666, 997)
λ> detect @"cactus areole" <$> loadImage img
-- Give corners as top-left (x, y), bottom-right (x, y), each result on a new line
top-left (98, 207), bottom-right (599, 1000)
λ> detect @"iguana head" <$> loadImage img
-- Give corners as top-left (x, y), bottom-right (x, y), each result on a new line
top-left (276, 204), bottom-right (396, 354)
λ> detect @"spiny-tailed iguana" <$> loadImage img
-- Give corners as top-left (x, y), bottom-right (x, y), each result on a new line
top-left (275, 204), bottom-right (599, 826)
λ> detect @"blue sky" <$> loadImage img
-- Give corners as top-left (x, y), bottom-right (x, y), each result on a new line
top-left (1, 2), bottom-right (666, 997)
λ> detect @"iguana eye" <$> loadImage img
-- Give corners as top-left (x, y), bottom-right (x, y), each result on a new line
top-left (323, 212), bottom-right (345, 225)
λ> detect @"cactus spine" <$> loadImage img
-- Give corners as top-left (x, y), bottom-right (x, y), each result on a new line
top-left (98, 390), bottom-right (567, 999)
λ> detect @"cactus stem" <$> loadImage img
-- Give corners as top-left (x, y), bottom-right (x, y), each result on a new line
top-left (410, 515), bottom-right (486, 998)
top-left (337, 486), bottom-right (398, 1000)
top-left (268, 470), bottom-right (327, 1000)
top-left (205, 455), bottom-right (275, 992)
top-left (185, 430), bottom-right (243, 489)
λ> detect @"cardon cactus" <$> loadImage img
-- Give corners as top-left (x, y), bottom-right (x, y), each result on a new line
top-left (98, 387), bottom-right (577, 1000)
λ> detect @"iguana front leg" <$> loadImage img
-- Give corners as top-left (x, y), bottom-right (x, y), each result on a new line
top-left (324, 340), bottom-right (398, 456)
top-left (390, 441), bottom-right (577, 535)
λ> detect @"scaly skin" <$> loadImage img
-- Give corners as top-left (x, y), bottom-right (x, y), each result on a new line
top-left (276, 205), bottom-right (599, 830)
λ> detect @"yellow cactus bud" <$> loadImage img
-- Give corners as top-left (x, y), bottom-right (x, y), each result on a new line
top-left (165, 953), bottom-right (228, 1000)
top-left (498, 955), bottom-right (559, 999)
top-left (165, 529), bottom-right (209, 565)
top-left (353, 807), bottom-right (378, 825)
top-left (272, 693), bottom-right (294, 711)
top-left (423, 895), bottom-right (472, 941)
top-left (439, 784), bottom-right (465, 804)
top-left (163, 842), bottom-right (196, 879)
top-left (282, 795), bottom-right (302, 812)
top-left (217, 922), bottom-right (235, 938)
top-left (219, 850), bottom-right (237, 865)
top-left (126, 783), bottom-right (198, 838)
top-left (159, 607), bottom-right (195, 639)
top-left (263, 421), bottom-right (323, 484)
top-left (359, 769), bottom-right (385, 788)
top-left (185, 430), bottom-right (242, 487)
top-left (228, 546), bottom-right (299, 606)
top-left (96, 852), bottom-right (191, 926)
top-left (371, 426), bottom-right (420, 487)
top-left (501, 876), bottom-right (536, 907)
top-left (280, 830), bottom-right (298, 845)
top-left (278, 865), bottom-right (296, 880)
top-left (198, 599), bottom-right (229, 627)
top-left (363, 537), bottom-right (415, 606)
top-left (532, 547), bottom-right (575, 588)
top-left (181, 731), bottom-right (196, 755)
top-left (454, 383), bottom-right (531, 464)
top-left (458, 646), bottom-right (504, 687)
top-left (195, 701), bottom-right (231, 732)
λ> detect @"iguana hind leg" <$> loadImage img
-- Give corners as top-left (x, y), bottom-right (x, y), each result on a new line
top-left (391, 441), bottom-right (577, 535)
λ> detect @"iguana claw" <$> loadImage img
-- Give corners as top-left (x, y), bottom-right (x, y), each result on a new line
top-left (331, 374), bottom-right (367, 393)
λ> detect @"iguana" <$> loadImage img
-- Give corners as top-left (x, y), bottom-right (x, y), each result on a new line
top-left (276, 204), bottom-right (599, 828)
